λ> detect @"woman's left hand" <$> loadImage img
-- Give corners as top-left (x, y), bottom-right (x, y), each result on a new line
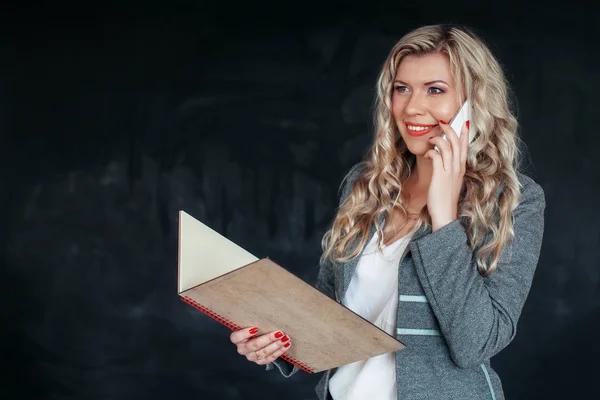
top-left (424, 120), bottom-right (470, 231)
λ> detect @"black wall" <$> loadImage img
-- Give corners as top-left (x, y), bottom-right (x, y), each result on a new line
top-left (2, 1), bottom-right (599, 399)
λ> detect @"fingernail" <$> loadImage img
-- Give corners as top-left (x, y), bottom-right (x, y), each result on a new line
top-left (439, 120), bottom-right (447, 125)
top-left (274, 331), bottom-right (284, 339)
top-left (284, 342), bottom-right (291, 348)
top-left (281, 335), bottom-right (290, 343)
top-left (466, 120), bottom-right (470, 129)
top-left (249, 327), bottom-right (258, 335)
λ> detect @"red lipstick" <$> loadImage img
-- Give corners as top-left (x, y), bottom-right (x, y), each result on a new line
top-left (405, 122), bottom-right (438, 137)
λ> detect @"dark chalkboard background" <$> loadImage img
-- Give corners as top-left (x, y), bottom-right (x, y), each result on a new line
top-left (2, 1), bottom-right (599, 399)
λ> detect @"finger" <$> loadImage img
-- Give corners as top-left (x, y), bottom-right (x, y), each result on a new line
top-left (459, 120), bottom-right (470, 167)
top-left (424, 149), bottom-right (444, 173)
top-left (256, 341), bottom-right (292, 365)
top-left (428, 136), bottom-right (451, 171)
top-left (240, 330), bottom-right (286, 355)
top-left (245, 334), bottom-right (288, 363)
top-left (230, 326), bottom-right (259, 345)
top-left (438, 119), bottom-right (461, 153)
top-left (253, 336), bottom-right (292, 365)
top-left (438, 119), bottom-right (461, 170)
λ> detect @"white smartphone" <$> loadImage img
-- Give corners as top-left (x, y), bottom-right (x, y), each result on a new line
top-left (434, 100), bottom-right (475, 152)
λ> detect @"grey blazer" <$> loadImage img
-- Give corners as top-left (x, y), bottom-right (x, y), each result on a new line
top-left (267, 162), bottom-right (546, 400)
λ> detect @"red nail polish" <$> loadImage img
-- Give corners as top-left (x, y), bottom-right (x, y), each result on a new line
top-left (249, 327), bottom-right (258, 334)
top-left (439, 120), bottom-right (447, 125)
top-left (466, 120), bottom-right (470, 129)
top-left (274, 331), bottom-right (284, 339)
top-left (281, 336), bottom-right (290, 343)
top-left (284, 342), bottom-right (291, 348)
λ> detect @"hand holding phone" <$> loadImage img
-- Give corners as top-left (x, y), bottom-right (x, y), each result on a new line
top-left (434, 100), bottom-right (475, 152)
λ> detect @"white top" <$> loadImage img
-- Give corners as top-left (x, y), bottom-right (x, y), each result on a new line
top-left (329, 227), bottom-right (414, 400)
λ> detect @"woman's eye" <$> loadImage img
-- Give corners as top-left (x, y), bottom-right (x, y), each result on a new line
top-left (428, 87), bottom-right (444, 94)
top-left (394, 85), bottom-right (409, 93)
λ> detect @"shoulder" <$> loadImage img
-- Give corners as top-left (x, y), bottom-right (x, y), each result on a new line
top-left (344, 161), bottom-right (368, 184)
top-left (338, 161), bottom-right (368, 202)
top-left (515, 172), bottom-right (546, 211)
top-left (492, 172), bottom-right (546, 222)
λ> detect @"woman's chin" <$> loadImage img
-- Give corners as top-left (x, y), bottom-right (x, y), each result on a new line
top-left (405, 142), bottom-right (434, 157)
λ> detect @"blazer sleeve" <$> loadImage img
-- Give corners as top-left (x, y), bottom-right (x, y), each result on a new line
top-left (266, 161), bottom-right (366, 377)
top-left (409, 176), bottom-right (546, 369)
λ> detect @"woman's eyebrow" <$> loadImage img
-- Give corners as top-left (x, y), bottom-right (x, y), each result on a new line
top-left (424, 80), bottom-right (449, 86)
top-left (393, 79), bottom-right (449, 86)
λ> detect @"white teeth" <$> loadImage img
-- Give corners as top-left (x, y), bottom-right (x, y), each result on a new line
top-left (407, 125), bottom-right (433, 131)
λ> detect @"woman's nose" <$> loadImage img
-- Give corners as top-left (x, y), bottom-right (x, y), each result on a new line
top-left (404, 94), bottom-right (426, 115)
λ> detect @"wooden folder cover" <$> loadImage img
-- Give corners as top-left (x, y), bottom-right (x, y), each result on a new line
top-left (177, 210), bottom-right (405, 373)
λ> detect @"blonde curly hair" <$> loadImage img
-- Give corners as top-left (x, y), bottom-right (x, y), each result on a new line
top-left (321, 24), bottom-right (523, 276)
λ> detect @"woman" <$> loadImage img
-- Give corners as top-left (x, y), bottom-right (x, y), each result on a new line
top-left (229, 24), bottom-right (545, 400)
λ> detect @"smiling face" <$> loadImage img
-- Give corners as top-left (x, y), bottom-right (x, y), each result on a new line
top-left (392, 52), bottom-right (462, 156)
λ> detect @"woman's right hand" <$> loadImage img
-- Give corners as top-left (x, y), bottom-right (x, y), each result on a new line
top-left (230, 327), bottom-right (292, 365)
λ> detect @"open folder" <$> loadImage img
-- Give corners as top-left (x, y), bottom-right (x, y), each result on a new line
top-left (177, 210), bottom-right (405, 373)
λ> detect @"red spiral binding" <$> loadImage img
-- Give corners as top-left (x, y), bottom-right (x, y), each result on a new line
top-left (181, 296), bottom-right (241, 331)
top-left (279, 353), bottom-right (313, 374)
top-left (181, 296), bottom-right (314, 373)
